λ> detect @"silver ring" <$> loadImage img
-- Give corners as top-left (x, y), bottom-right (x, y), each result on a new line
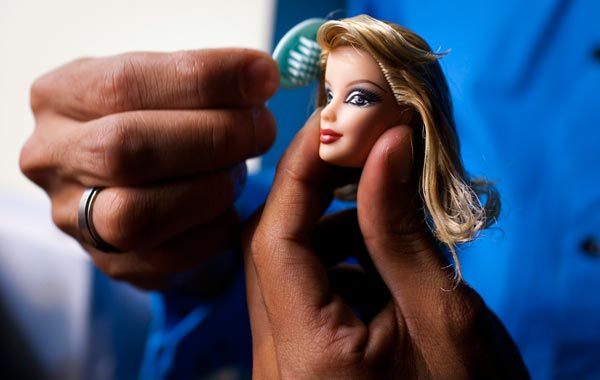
top-left (78, 187), bottom-right (124, 253)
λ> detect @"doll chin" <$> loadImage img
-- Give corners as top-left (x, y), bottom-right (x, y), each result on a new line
top-left (319, 149), bottom-right (363, 168)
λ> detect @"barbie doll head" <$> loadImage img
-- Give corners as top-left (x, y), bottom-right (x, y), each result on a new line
top-left (316, 15), bottom-right (500, 276)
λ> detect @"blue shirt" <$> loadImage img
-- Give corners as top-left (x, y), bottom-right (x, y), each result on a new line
top-left (143, 1), bottom-right (600, 379)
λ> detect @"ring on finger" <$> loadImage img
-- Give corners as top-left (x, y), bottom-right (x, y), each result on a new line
top-left (78, 187), bottom-right (125, 253)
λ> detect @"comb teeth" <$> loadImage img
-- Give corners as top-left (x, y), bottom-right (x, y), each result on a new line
top-left (283, 37), bottom-right (321, 86)
top-left (272, 18), bottom-right (326, 89)
top-left (298, 36), bottom-right (320, 55)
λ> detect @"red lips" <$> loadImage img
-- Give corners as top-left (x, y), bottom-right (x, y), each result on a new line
top-left (320, 129), bottom-right (342, 144)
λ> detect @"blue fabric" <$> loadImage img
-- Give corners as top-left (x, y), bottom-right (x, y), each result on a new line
top-left (347, 1), bottom-right (600, 379)
top-left (140, 272), bottom-right (251, 380)
top-left (87, 268), bottom-right (150, 380)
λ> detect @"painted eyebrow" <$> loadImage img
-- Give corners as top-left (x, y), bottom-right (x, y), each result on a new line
top-left (324, 79), bottom-right (388, 92)
top-left (347, 79), bottom-right (388, 92)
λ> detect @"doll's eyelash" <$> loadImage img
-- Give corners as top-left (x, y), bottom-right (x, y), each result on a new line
top-left (325, 87), bottom-right (382, 106)
top-left (345, 88), bottom-right (382, 106)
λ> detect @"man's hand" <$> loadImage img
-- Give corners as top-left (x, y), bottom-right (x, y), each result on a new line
top-left (20, 49), bottom-right (279, 293)
top-left (243, 111), bottom-right (529, 379)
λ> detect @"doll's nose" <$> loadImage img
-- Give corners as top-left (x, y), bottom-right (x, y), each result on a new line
top-left (321, 103), bottom-right (336, 123)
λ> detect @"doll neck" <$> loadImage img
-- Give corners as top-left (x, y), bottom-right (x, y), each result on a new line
top-left (333, 182), bottom-right (358, 201)
top-left (331, 166), bottom-right (362, 202)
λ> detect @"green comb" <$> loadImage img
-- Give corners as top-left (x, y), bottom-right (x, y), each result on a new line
top-left (273, 18), bottom-right (326, 89)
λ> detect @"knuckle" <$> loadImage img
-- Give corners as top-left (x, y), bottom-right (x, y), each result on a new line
top-left (92, 116), bottom-right (139, 183)
top-left (204, 110), bottom-right (258, 165)
top-left (99, 54), bottom-right (143, 111)
top-left (50, 202), bottom-right (75, 236)
top-left (19, 136), bottom-right (40, 177)
top-left (172, 50), bottom-right (196, 70)
top-left (29, 75), bottom-right (52, 115)
top-left (171, 50), bottom-right (217, 105)
top-left (95, 189), bottom-right (156, 250)
top-left (19, 133), bottom-right (52, 186)
top-left (208, 113), bottom-right (233, 159)
top-left (301, 331), bottom-right (362, 374)
top-left (30, 57), bottom-right (91, 115)
top-left (172, 51), bottom-right (201, 84)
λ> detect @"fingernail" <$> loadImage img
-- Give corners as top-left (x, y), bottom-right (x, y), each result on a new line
top-left (242, 57), bottom-right (280, 100)
top-left (388, 133), bottom-right (414, 184)
top-left (231, 163), bottom-right (248, 200)
top-left (252, 106), bottom-right (277, 155)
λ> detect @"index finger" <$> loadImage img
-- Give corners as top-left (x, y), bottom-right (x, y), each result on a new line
top-left (247, 111), bottom-right (354, 328)
top-left (31, 48), bottom-right (280, 120)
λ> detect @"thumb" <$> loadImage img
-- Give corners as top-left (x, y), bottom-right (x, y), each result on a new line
top-left (358, 125), bottom-right (423, 239)
top-left (357, 125), bottom-right (451, 291)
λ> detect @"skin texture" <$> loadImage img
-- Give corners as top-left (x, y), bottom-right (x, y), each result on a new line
top-left (319, 46), bottom-right (406, 168)
top-left (243, 111), bottom-right (529, 379)
top-left (20, 49), bottom-right (279, 294)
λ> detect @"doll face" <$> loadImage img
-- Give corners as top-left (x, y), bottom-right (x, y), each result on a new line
top-left (319, 46), bottom-right (404, 167)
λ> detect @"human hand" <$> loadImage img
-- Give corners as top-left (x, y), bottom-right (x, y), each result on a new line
top-left (20, 49), bottom-right (279, 293)
top-left (243, 111), bottom-right (529, 379)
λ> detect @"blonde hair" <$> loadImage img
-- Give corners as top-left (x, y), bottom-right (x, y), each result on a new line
top-left (317, 15), bottom-right (500, 279)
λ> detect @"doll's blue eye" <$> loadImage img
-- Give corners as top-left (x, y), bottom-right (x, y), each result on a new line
top-left (326, 89), bottom-right (333, 104)
top-left (345, 89), bottom-right (381, 107)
